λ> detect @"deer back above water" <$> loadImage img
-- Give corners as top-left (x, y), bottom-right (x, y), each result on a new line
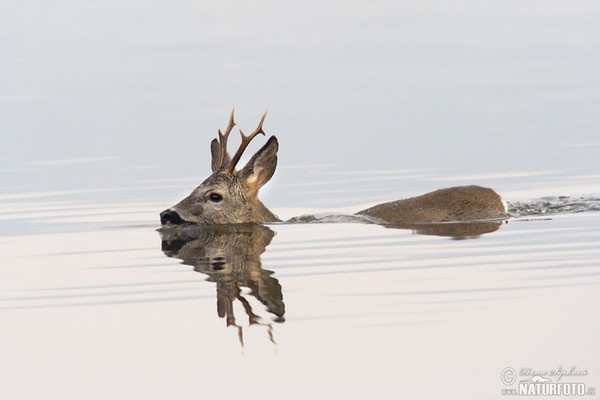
top-left (356, 185), bottom-right (506, 226)
top-left (160, 111), bottom-right (508, 227)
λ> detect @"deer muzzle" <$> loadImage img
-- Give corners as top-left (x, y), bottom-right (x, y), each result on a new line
top-left (160, 209), bottom-right (187, 225)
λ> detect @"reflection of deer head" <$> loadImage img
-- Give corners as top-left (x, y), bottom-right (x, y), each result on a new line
top-left (159, 223), bottom-right (284, 346)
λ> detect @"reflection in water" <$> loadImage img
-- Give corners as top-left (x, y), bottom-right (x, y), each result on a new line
top-left (388, 220), bottom-right (503, 239)
top-left (159, 224), bottom-right (284, 346)
top-left (287, 214), bottom-right (503, 239)
top-left (157, 218), bottom-right (502, 344)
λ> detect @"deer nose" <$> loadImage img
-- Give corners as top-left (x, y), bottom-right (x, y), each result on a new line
top-left (160, 209), bottom-right (186, 225)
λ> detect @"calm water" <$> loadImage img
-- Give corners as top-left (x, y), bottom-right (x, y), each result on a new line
top-left (3, 1), bottom-right (600, 398)
top-left (1, 170), bottom-right (599, 399)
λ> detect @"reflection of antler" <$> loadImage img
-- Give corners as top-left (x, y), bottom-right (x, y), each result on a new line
top-left (216, 283), bottom-right (277, 347)
top-left (160, 224), bottom-right (284, 347)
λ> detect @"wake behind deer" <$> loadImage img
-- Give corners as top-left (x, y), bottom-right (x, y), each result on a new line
top-left (160, 110), bottom-right (507, 229)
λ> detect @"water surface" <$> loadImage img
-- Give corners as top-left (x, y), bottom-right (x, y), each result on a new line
top-left (1, 181), bottom-right (599, 399)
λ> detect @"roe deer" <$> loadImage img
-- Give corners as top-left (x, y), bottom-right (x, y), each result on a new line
top-left (160, 110), bottom-right (507, 227)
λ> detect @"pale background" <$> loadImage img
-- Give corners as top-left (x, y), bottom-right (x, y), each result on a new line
top-left (3, 0), bottom-right (599, 212)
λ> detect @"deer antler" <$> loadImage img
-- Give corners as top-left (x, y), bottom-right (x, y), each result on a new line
top-left (213, 109), bottom-right (236, 172)
top-left (236, 290), bottom-right (277, 346)
top-left (225, 111), bottom-right (268, 175)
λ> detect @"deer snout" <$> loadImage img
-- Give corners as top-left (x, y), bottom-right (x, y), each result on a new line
top-left (160, 209), bottom-right (186, 225)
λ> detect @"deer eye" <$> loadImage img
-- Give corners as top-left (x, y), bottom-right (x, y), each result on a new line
top-left (208, 193), bottom-right (223, 203)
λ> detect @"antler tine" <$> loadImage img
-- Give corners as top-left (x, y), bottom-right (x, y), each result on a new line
top-left (214, 109), bottom-right (236, 171)
top-left (219, 108), bottom-right (236, 139)
top-left (225, 110), bottom-right (268, 175)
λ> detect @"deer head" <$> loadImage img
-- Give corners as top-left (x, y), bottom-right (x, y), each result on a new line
top-left (160, 110), bottom-right (280, 225)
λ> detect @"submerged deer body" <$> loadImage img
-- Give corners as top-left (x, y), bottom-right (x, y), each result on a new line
top-left (160, 111), bottom-right (507, 227)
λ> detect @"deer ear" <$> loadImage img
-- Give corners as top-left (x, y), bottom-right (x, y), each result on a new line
top-left (239, 136), bottom-right (278, 190)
